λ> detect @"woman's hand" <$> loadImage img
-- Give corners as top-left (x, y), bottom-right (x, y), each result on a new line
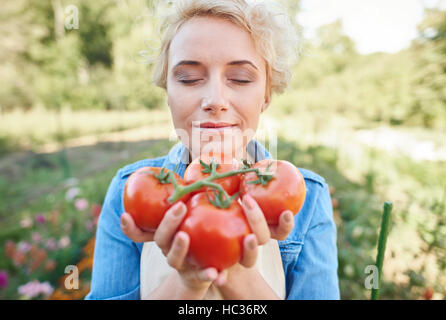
top-left (241, 194), bottom-right (295, 243)
top-left (220, 194), bottom-right (294, 278)
top-left (120, 202), bottom-right (227, 291)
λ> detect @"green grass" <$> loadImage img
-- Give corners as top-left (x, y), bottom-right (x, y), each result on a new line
top-left (274, 135), bottom-right (446, 299)
top-left (0, 139), bottom-right (175, 229)
top-left (0, 108), bottom-right (171, 153)
top-left (0, 138), bottom-right (175, 299)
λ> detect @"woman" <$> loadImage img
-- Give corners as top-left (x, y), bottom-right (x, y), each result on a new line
top-left (85, 0), bottom-right (339, 300)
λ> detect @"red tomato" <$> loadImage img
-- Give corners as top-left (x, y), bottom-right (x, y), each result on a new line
top-left (184, 153), bottom-right (240, 196)
top-left (179, 192), bottom-right (251, 271)
top-left (240, 159), bottom-right (306, 225)
top-left (123, 167), bottom-right (190, 232)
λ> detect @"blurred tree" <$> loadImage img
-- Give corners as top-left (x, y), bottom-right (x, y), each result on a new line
top-left (316, 19), bottom-right (356, 55)
top-left (0, 0), bottom-right (50, 110)
top-left (290, 19), bottom-right (358, 91)
top-left (411, 8), bottom-right (446, 128)
top-left (78, 1), bottom-right (113, 68)
top-left (315, 20), bottom-right (357, 73)
top-left (1, 0), bottom-right (444, 128)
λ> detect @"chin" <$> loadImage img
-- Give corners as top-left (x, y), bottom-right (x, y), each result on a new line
top-left (184, 125), bottom-right (253, 159)
top-left (197, 140), bottom-right (246, 162)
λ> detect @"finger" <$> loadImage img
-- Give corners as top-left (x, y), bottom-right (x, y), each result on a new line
top-left (241, 195), bottom-right (270, 245)
top-left (154, 201), bottom-right (187, 253)
top-left (166, 231), bottom-right (189, 270)
top-left (121, 212), bottom-right (155, 242)
top-left (240, 234), bottom-right (258, 268)
top-left (192, 267), bottom-right (218, 283)
top-left (270, 210), bottom-right (294, 240)
top-left (215, 269), bottom-right (228, 287)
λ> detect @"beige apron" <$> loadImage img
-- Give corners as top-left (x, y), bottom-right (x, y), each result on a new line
top-left (140, 239), bottom-right (286, 299)
top-left (140, 149), bottom-right (286, 299)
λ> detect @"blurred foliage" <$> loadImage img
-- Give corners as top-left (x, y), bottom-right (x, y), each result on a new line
top-left (0, 0), bottom-right (165, 112)
top-left (288, 8), bottom-right (446, 130)
top-left (274, 135), bottom-right (446, 299)
top-left (410, 8), bottom-right (446, 128)
top-left (0, 0), bottom-right (444, 130)
top-left (1, 0), bottom-right (445, 300)
top-left (0, 140), bottom-right (174, 299)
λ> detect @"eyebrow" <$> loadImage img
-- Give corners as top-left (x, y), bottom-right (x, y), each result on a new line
top-left (172, 59), bottom-right (259, 71)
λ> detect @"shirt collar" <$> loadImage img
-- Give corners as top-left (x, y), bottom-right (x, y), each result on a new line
top-left (162, 139), bottom-right (272, 178)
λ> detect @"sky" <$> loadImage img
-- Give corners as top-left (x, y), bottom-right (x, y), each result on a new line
top-left (298, 0), bottom-right (446, 54)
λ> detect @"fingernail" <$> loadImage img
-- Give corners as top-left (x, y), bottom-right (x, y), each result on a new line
top-left (284, 211), bottom-right (293, 223)
top-left (216, 276), bottom-right (226, 286)
top-left (207, 269), bottom-right (217, 280)
top-left (248, 238), bottom-right (256, 250)
top-left (121, 216), bottom-right (127, 227)
top-left (176, 232), bottom-right (186, 247)
top-left (243, 195), bottom-right (255, 210)
top-left (173, 202), bottom-right (185, 217)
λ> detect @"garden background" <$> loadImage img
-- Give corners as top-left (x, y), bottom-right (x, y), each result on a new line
top-left (1, 0), bottom-right (445, 299)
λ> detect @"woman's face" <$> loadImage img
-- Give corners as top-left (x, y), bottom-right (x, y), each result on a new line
top-left (166, 16), bottom-right (270, 162)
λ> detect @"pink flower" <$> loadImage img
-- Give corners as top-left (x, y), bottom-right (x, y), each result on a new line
top-left (18, 280), bottom-right (39, 298)
top-left (39, 282), bottom-right (53, 296)
top-left (20, 217), bottom-right (33, 229)
top-left (85, 220), bottom-right (95, 231)
top-left (65, 187), bottom-right (80, 202)
top-left (17, 241), bottom-right (31, 253)
top-left (31, 232), bottom-right (41, 243)
top-left (75, 198), bottom-right (89, 211)
top-left (0, 271), bottom-right (8, 289)
top-left (44, 238), bottom-right (57, 251)
top-left (58, 236), bottom-right (71, 249)
top-left (35, 214), bottom-right (46, 225)
top-left (18, 280), bottom-right (53, 299)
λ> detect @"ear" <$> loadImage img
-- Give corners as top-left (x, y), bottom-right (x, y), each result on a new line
top-left (261, 97), bottom-right (271, 113)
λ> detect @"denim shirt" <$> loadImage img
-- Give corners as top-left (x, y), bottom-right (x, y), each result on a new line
top-left (85, 139), bottom-right (340, 300)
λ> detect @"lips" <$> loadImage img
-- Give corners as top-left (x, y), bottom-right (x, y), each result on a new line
top-left (198, 122), bottom-right (236, 128)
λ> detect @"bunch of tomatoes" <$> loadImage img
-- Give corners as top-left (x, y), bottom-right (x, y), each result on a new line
top-left (123, 153), bottom-right (306, 271)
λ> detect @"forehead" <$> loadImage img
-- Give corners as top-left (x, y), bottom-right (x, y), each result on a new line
top-left (169, 16), bottom-right (264, 70)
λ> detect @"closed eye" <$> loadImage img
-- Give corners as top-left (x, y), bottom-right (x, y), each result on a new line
top-left (179, 79), bottom-right (252, 85)
top-left (179, 79), bottom-right (201, 84)
top-left (232, 79), bottom-right (251, 84)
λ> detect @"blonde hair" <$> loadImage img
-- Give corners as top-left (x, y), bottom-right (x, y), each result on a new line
top-left (151, 0), bottom-right (301, 101)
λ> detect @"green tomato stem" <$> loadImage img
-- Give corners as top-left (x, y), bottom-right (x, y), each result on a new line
top-left (371, 201), bottom-right (393, 300)
top-left (167, 167), bottom-right (260, 205)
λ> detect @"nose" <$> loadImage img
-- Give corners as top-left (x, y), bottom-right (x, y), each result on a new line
top-left (201, 77), bottom-right (229, 113)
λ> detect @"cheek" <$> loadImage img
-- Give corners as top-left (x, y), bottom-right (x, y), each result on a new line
top-left (240, 107), bottom-right (257, 126)
top-left (166, 84), bottom-right (203, 151)
top-left (236, 93), bottom-right (263, 127)
top-left (167, 84), bottom-right (195, 127)
top-left (169, 101), bottom-right (189, 129)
